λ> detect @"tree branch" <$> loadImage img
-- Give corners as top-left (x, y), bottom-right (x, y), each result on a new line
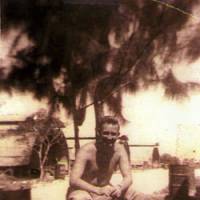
top-left (151, 0), bottom-right (200, 21)
top-left (81, 30), bottom-right (163, 110)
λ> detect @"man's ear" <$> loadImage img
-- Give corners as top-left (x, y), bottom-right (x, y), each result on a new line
top-left (117, 132), bottom-right (120, 137)
top-left (95, 128), bottom-right (100, 137)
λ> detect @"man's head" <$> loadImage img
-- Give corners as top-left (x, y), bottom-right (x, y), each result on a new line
top-left (97, 116), bottom-right (120, 147)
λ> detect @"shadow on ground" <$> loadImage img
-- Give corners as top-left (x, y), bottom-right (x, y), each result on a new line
top-left (0, 189), bottom-right (31, 200)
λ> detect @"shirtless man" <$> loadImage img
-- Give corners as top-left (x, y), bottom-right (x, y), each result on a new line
top-left (67, 116), bottom-right (147, 200)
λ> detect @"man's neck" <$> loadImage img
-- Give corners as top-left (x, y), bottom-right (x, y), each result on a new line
top-left (96, 140), bottom-right (115, 154)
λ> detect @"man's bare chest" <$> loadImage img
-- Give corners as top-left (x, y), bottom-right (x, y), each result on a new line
top-left (88, 152), bottom-right (119, 174)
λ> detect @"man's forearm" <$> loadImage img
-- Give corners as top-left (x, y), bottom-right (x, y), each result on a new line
top-left (119, 176), bottom-right (132, 192)
top-left (70, 178), bottom-right (100, 194)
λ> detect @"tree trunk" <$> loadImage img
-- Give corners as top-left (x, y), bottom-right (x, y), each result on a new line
top-left (94, 100), bottom-right (104, 137)
top-left (71, 94), bottom-right (80, 155)
top-left (73, 112), bottom-right (80, 155)
top-left (40, 165), bottom-right (45, 179)
top-left (39, 144), bottom-right (50, 179)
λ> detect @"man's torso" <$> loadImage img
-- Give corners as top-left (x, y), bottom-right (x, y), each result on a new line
top-left (81, 142), bottom-right (122, 186)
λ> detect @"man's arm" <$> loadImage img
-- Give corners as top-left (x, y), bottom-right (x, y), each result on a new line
top-left (70, 145), bottom-right (115, 196)
top-left (69, 145), bottom-right (100, 194)
top-left (119, 144), bottom-right (132, 190)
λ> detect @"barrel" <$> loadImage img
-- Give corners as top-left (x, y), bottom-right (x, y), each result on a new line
top-left (195, 177), bottom-right (200, 198)
top-left (169, 164), bottom-right (191, 198)
top-left (196, 186), bottom-right (200, 198)
top-left (55, 164), bottom-right (67, 179)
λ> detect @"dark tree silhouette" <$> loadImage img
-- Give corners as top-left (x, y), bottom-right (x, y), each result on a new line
top-left (1, 0), bottom-right (115, 152)
top-left (81, 0), bottom-right (200, 131)
top-left (1, 0), bottom-right (200, 151)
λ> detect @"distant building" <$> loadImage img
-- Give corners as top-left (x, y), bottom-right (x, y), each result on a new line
top-left (152, 147), bottom-right (160, 163)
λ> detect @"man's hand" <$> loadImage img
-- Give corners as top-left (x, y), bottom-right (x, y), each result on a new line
top-left (98, 185), bottom-right (115, 196)
top-left (110, 185), bottom-right (122, 198)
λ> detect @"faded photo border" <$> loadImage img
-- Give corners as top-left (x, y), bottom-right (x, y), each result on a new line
top-left (1, 0), bottom-right (200, 200)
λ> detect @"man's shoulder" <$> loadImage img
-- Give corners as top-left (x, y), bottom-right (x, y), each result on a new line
top-left (79, 141), bottom-right (96, 153)
top-left (114, 141), bottom-right (126, 152)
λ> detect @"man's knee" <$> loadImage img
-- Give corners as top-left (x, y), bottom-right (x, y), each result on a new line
top-left (91, 194), bottom-right (113, 200)
top-left (67, 190), bottom-right (93, 200)
top-left (123, 185), bottom-right (150, 200)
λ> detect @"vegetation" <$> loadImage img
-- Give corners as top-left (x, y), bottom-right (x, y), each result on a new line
top-left (1, 0), bottom-right (200, 152)
top-left (17, 109), bottom-right (68, 179)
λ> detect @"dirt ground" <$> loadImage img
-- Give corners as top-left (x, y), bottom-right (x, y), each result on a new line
top-left (31, 179), bottom-right (69, 200)
top-left (31, 168), bottom-right (169, 200)
top-left (1, 168), bottom-right (200, 200)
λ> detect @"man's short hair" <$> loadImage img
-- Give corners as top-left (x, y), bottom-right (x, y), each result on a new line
top-left (99, 116), bottom-right (119, 131)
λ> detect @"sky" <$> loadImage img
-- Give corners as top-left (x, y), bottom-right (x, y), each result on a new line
top-left (122, 86), bottom-right (200, 159)
top-left (1, 2), bottom-right (200, 162)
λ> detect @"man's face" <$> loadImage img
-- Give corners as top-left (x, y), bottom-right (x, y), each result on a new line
top-left (99, 123), bottom-right (119, 147)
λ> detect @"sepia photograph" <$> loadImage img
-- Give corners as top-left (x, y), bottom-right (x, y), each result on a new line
top-left (1, 0), bottom-right (200, 199)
